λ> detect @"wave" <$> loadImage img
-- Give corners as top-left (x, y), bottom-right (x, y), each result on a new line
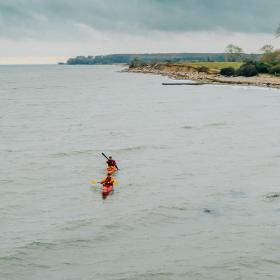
top-left (0, 253), bottom-right (51, 271)
top-left (27, 241), bottom-right (57, 249)
top-left (50, 144), bottom-right (169, 158)
top-left (158, 205), bottom-right (189, 212)
top-left (50, 146), bottom-right (147, 158)
top-left (14, 222), bottom-right (128, 252)
top-left (182, 122), bottom-right (227, 130)
top-left (118, 272), bottom-right (174, 280)
top-left (0, 179), bottom-right (14, 184)
top-left (203, 122), bottom-right (227, 127)
top-left (50, 149), bottom-right (99, 158)
top-left (0, 255), bottom-right (23, 262)
top-left (113, 145), bottom-right (147, 152)
top-left (114, 145), bottom-right (169, 153)
top-left (61, 218), bottom-right (96, 231)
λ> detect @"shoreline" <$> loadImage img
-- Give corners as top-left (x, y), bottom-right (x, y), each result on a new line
top-left (126, 65), bottom-right (280, 89)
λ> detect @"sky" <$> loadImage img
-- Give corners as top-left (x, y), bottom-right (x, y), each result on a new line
top-left (0, 0), bottom-right (279, 64)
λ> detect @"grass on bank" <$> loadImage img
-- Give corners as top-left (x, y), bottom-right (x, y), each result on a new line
top-left (176, 61), bottom-right (242, 70)
top-left (138, 61), bottom-right (243, 75)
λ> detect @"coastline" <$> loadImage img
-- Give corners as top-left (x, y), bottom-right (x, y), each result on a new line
top-left (126, 64), bottom-right (280, 89)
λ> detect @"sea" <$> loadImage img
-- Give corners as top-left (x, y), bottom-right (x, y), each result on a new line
top-left (1, 65), bottom-right (280, 280)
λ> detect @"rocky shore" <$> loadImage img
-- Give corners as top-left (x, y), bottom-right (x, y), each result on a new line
top-left (127, 64), bottom-right (280, 89)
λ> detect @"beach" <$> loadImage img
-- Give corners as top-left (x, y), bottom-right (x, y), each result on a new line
top-left (127, 63), bottom-right (280, 89)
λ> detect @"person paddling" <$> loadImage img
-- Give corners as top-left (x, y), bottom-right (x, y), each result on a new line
top-left (99, 173), bottom-right (115, 188)
top-left (106, 156), bottom-right (119, 170)
top-left (98, 173), bottom-right (115, 198)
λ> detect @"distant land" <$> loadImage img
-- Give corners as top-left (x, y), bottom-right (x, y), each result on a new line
top-left (61, 53), bottom-right (260, 65)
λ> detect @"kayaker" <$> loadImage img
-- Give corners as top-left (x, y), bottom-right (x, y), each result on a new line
top-left (107, 156), bottom-right (119, 170)
top-left (99, 173), bottom-right (115, 187)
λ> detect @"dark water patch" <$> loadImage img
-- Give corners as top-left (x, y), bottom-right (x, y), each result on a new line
top-left (202, 208), bottom-right (223, 217)
top-left (62, 261), bottom-right (76, 265)
top-left (182, 125), bottom-right (194, 129)
top-left (265, 192), bottom-right (280, 201)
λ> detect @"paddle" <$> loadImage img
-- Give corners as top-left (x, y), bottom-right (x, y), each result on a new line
top-left (90, 180), bottom-right (119, 185)
top-left (90, 180), bottom-right (99, 185)
top-left (102, 152), bottom-right (119, 170)
top-left (102, 152), bottom-right (109, 160)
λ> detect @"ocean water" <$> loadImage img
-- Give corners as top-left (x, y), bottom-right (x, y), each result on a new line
top-left (1, 65), bottom-right (280, 280)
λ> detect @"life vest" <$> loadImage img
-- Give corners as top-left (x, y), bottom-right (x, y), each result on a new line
top-left (107, 159), bottom-right (116, 167)
top-left (101, 177), bottom-right (114, 186)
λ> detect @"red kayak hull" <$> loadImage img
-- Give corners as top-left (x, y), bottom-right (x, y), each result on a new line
top-left (102, 185), bottom-right (113, 195)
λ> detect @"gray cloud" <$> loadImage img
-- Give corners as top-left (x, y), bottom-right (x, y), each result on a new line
top-left (0, 0), bottom-right (279, 40)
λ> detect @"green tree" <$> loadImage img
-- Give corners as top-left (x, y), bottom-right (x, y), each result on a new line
top-left (260, 44), bottom-right (274, 54)
top-left (261, 50), bottom-right (280, 65)
top-left (236, 62), bottom-right (258, 77)
top-left (220, 67), bottom-right (236, 76)
top-left (225, 44), bottom-right (244, 62)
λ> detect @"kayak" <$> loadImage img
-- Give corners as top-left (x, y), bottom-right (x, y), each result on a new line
top-left (106, 166), bottom-right (117, 175)
top-left (102, 185), bottom-right (114, 197)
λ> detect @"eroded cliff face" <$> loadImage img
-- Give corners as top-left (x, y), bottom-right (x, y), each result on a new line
top-left (128, 63), bottom-right (280, 89)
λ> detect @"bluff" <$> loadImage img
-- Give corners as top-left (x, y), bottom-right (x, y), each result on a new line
top-left (65, 53), bottom-right (230, 65)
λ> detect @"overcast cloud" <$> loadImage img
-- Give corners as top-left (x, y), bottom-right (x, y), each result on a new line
top-left (0, 0), bottom-right (279, 63)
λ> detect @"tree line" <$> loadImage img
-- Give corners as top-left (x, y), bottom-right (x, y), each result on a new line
top-left (221, 25), bottom-right (280, 76)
